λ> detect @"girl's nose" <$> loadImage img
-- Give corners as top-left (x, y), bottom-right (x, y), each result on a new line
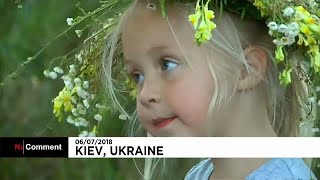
top-left (138, 81), bottom-right (161, 108)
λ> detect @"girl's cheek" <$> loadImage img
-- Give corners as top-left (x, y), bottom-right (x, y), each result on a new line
top-left (166, 80), bottom-right (211, 123)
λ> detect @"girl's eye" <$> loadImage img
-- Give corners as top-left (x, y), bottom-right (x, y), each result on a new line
top-left (133, 73), bottom-right (144, 84)
top-left (161, 58), bottom-right (178, 72)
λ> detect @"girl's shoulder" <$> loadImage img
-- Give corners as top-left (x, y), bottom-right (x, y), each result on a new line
top-left (185, 158), bottom-right (213, 180)
top-left (246, 158), bottom-right (317, 180)
top-left (184, 158), bottom-right (213, 180)
top-left (184, 158), bottom-right (317, 180)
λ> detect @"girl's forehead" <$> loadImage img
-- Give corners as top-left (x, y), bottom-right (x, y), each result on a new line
top-left (121, 4), bottom-right (197, 61)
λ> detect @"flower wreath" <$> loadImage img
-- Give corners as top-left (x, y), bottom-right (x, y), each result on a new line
top-left (1, 0), bottom-right (317, 141)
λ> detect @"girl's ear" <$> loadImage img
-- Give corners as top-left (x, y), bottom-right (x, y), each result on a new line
top-left (237, 46), bottom-right (267, 91)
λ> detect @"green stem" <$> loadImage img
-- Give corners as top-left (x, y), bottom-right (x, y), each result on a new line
top-left (0, 1), bottom-right (117, 88)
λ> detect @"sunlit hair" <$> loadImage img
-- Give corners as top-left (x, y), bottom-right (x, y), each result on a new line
top-left (102, 0), bottom-right (308, 179)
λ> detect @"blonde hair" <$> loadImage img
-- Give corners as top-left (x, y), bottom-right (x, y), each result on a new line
top-left (102, 0), bottom-right (308, 179)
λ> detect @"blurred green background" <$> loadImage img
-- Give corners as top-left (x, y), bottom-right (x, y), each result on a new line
top-left (0, 0), bottom-right (319, 179)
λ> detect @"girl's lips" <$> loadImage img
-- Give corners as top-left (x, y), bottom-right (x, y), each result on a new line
top-left (152, 117), bottom-right (176, 128)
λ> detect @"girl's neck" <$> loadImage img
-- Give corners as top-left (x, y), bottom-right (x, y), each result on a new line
top-left (210, 158), bottom-right (272, 179)
top-left (209, 89), bottom-right (277, 179)
top-left (214, 88), bottom-right (278, 137)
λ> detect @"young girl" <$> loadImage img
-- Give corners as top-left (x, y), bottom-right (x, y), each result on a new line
top-left (103, 0), bottom-right (318, 179)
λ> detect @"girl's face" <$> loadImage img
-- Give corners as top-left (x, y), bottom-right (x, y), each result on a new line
top-left (122, 4), bottom-right (214, 137)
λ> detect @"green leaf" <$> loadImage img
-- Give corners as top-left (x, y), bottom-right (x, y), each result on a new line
top-left (241, 8), bottom-right (246, 19)
top-left (159, 0), bottom-right (167, 18)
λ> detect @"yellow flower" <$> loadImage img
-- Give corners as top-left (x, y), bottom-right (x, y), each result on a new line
top-left (297, 34), bottom-right (311, 46)
top-left (297, 34), bottom-right (305, 45)
top-left (275, 46), bottom-right (285, 63)
top-left (207, 21), bottom-right (217, 31)
top-left (205, 9), bottom-right (215, 20)
top-left (314, 52), bottom-right (320, 68)
top-left (61, 89), bottom-right (73, 112)
top-left (279, 68), bottom-right (292, 86)
top-left (190, 1), bottom-right (216, 45)
top-left (202, 30), bottom-right (212, 42)
top-left (53, 99), bottom-right (63, 118)
top-left (194, 21), bottom-right (213, 45)
top-left (308, 45), bottom-right (319, 54)
top-left (295, 6), bottom-right (311, 17)
top-left (188, 11), bottom-right (201, 29)
top-left (300, 24), bottom-right (312, 35)
top-left (52, 88), bottom-right (73, 121)
top-left (307, 35), bottom-right (316, 45)
top-left (198, 20), bottom-right (207, 31)
top-left (305, 17), bottom-right (316, 24)
top-left (308, 24), bottom-right (320, 33)
top-left (254, 0), bottom-right (267, 16)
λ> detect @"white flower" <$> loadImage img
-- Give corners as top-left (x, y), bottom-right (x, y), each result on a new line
top-left (288, 22), bottom-right (299, 31)
top-left (76, 87), bottom-right (89, 99)
top-left (83, 81), bottom-right (89, 89)
top-left (71, 96), bottom-right (77, 104)
top-left (94, 114), bottom-right (102, 122)
top-left (272, 39), bottom-right (283, 46)
top-left (309, 0), bottom-right (318, 8)
top-left (43, 70), bottom-right (50, 77)
top-left (278, 24), bottom-right (287, 33)
top-left (49, 71), bottom-right (58, 79)
top-left (62, 75), bottom-right (71, 82)
top-left (283, 7), bottom-right (295, 17)
top-left (72, 108), bottom-right (79, 116)
top-left (66, 116), bottom-right (75, 124)
top-left (95, 103), bottom-right (106, 109)
top-left (316, 86), bottom-right (320, 92)
top-left (295, 12), bottom-right (304, 21)
top-left (66, 17), bottom-right (74, 26)
top-left (88, 132), bottom-right (96, 137)
top-left (69, 64), bottom-right (76, 75)
top-left (280, 37), bottom-right (295, 45)
top-left (77, 104), bottom-right (86, 115)
top-left (75, 30), bottom-right (82, 38)
top-left (53, 66), bottom-right (64, 74)
top-left (91, 94), bottom-right (96, 100)
top-left (62, 75), bottom-right (74, 90)
top-left (78, 117), bottom-right (89, 127)
top-left (268, 30), bottom-right (274, 36)
top-left (83, 99), bottom-right (90, 109)
top-left (311, 15), bottom-right (320, 21)
top-left (119, 114), bottom-right (127, 120)
top-left (74, 78), bottom-right (82, 86)
top-left (65, 81), bottom-right (74, 90)
top-left (308, 97), bottom-right (316, 103)
top-left (79, 131), bottom-right (88, 137)
top-left (75, 54), bottom-right (83, 63)
top-left (267, 22), bottom-right (278, 31)
top-left (74, 122), bottom-right (80, 127)
top-left (285, 30), bottom-right (296, 38)
top-left (312, 128), bottom-right (320, 133)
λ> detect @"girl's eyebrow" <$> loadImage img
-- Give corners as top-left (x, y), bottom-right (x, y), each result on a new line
top-left (124, 45), bottom-right (169, 65)
top-left (146, 45), bottom-right (168, 56)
